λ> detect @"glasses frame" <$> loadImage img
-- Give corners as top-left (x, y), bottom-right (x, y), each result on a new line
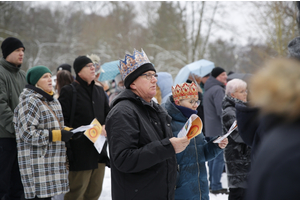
top-left (140, 73), bottom-right (158, 80)
top-left (180, 99), bottom-right (201, 107)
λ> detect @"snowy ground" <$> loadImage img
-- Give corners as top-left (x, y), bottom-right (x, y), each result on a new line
top-left (99, 164), bottom-right (229, 200)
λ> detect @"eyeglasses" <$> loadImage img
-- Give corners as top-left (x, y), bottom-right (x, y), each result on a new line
top-left (236, 90), bottom-right (248, 94)
top-left (140, 73), bottom-right (158, 80)
top-left (181, 99), bottom-right (201, 106)
top-left (85, 63), bottom-right (95, 68)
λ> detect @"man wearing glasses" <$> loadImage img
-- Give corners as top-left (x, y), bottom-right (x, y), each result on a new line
top-left (106, 49), bottom-right (190, 200)
top-left (59, 56), bottom-right (110, 200)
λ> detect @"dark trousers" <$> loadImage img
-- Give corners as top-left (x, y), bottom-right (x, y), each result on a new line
top-left (0, 138), bottom-right (24, 200)
top-left (229, 188), bottom-right (246, 200)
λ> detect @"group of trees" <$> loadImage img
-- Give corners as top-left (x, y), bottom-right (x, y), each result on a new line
top-left (0, 1), bottom-right (298, 77)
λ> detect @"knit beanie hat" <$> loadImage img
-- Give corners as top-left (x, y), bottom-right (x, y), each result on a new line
top-left (211, 67), bottom-right (225, 78)
top-left (288, 36), bottom-right (300, 60)
top-left (119, 49), bottom-right (156, 89)
top-left (1, 37), bottom-right (25, 59)
top-left (73, 56), bottom-right (93, 75)
top-left (26, 65), bottom-right (52, 86)
top-left (57, 63), bottom-right (72, 73)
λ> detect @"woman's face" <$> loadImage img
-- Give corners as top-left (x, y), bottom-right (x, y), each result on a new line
top-left (177, 97), bottom-right (200, 110)
top-left (231, 87), bottom-right (247, 102)
top-left (37, 73), bottom-right (53, 93)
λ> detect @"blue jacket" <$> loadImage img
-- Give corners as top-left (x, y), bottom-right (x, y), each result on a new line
top-left (163, 95), bottom-right (223, 200)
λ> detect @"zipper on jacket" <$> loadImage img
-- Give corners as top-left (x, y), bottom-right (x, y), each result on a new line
top-left (194, 138), bottom-right (202, 200)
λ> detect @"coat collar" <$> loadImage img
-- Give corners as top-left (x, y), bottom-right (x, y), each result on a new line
top-left (26, 84), bottom-right (54, 101)
top-left (0, 57), bottom-right (21, 73)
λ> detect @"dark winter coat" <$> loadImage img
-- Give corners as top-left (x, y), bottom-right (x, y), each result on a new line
top-left (222, 95), bottom-right (251, 189)
top-left (235, 102), bottom-right (276, 159)
top-left (163, 95), bottom-right (223, 200)
top-left (106, 89), bottom-right (177, 200)
top-left (0, 58), bottom-right (26, 138)
top-left (245, 120), bottom-right (300, 200)
top-left (203, 76), bottom-right (225, 137)
top-left (58, 76), bottom-right (110, 171)
top-left (13, 86), bottom-right (69, 199)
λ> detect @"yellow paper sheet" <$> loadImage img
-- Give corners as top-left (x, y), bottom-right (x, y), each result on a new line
top-left (84, 118), bottom-right (102, 143)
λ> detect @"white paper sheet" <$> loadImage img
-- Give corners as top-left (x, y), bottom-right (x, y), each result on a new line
top-left (71, 124), bottom-right (95, 134)
top-left (213, 120), bottom-right (237, 143)
top-left (94, 135), bottom-right (106, 153)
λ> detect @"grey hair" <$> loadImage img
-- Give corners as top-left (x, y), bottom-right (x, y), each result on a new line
top-left (225, 78), bottom-right (247, 96)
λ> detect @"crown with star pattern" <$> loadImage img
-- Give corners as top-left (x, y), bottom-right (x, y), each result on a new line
top-left (119, 49), bottom-right (151, 80)
top-left (172, 83), bottom-right (198, 101)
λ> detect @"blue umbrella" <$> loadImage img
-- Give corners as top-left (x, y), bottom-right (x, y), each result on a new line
top-left (98, 60), bottom-right (120, 82)
top-left (174, 59), bottom-right (215, 85)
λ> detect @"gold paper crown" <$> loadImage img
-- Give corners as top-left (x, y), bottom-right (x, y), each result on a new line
top-left (172, 83), bottom-right (198, 101)
top-left (119, 49), bottom-right (151, 80)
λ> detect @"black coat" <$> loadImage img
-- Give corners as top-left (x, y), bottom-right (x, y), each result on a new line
top-left (222, 96), bottom-right (251, 188)
top-left (106, 89), bottom-right (177, 200)
top-left (235, 102), bottom-right (277, 159)
top-left (58, 77), bottom-right (110, 171)
top-left (245, 120), bottom-right (300, 200)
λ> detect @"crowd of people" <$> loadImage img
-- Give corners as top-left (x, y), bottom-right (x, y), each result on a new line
top-left (1, 35), bottom-right (300, 200)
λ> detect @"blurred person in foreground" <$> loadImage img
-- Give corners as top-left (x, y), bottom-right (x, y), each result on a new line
top-left (0, 37), bottom-right (26, 200)
top-left (163, 82), bottom-right (228, 200)
top-left (203, 66), bottom-right (228, 194)
top-left (222, 79), bottom-right (251, 200)
top-left (105, 49), bottom-right (190, 200)
top-left (13, 66), bottom-right (73, 199)
top-left (245, 58), bottom-right (300, 200)
top-left (59, 56), bottom-right (110, 200)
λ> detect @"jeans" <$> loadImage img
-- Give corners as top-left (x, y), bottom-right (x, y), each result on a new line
top-left (0, 138), bottom-right (24, 200)
top-left (208, 151), bottom-right (225, 191)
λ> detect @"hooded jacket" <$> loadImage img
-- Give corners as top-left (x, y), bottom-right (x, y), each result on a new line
top-left (106, 89), bottom-right (177, 200)
top-left (203, 76), bottom-right (225, 137)
top-left (163, 95), bottom-right (223, 200)
top-left (13, 86), bottom-right (69, 199)
top-left (222, 95), bottom-right (251, 189)
top-left (0, 58), bottom-right (26, 138)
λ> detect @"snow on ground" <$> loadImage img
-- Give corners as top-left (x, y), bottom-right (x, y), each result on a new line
top-left (99, 165), bottom-right (229, 200)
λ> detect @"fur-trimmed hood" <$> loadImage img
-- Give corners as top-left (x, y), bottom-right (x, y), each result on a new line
top-left (249, 58), bottom-right (300, 122)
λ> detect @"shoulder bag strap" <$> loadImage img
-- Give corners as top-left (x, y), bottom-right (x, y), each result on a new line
top-left (69, 83), bottom-right (77, 127)
top-left (41, 101), bottom-right (62, 130)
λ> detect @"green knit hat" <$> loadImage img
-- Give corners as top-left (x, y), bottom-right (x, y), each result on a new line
top-left (26, 65), bottom-right (52, 86)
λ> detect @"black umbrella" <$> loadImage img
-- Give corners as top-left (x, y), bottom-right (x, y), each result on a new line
top-left (227, 73), bottom-right (252, 82)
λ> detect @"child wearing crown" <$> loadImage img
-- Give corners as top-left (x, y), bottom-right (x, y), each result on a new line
top-left (162, 82), bottom-right (228, 200)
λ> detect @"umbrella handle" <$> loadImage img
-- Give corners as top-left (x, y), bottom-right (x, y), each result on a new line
top-left (191, 74), bottom-right (202, 93)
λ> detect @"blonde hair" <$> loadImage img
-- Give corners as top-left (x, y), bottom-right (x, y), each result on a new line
top-left (249, 58), bottom-right (300, 121)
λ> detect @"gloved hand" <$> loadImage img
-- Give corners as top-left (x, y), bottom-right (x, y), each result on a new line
top-left (50, 128), bottom-right (73, 142)
top-left (61, 130), bottom-right (73, 142)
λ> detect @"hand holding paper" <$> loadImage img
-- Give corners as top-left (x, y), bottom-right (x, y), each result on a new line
top-left (213, 120), bottom-right (237, 143)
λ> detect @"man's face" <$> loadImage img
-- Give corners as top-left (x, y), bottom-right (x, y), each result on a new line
top-left (216, 72), bottom-right (228, 85)
top-left (78, 62), bottom-right (95, 84)
top-left (6, 47), bottom-right (24, 66)
top-left (130, 70), bottom-right (157, 102)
